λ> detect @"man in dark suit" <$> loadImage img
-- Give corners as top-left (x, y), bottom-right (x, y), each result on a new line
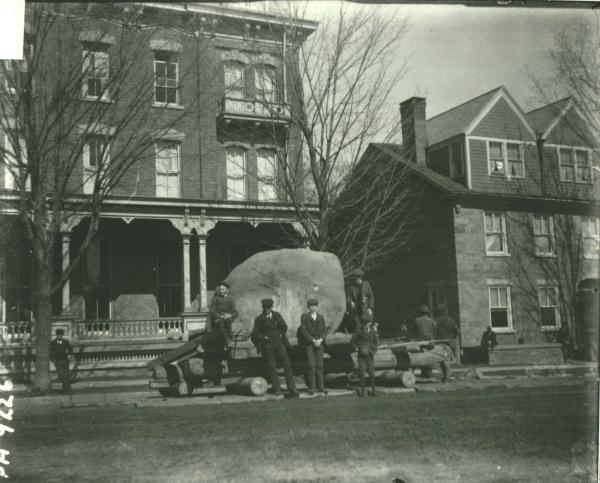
top-left (414, 305), bottom-right (437, 378)
top-left (344, 268), bottom-right (375, 333)
top-left (351, 320), bottom-right (379, 397)
top-left (298, 299), bottom-right (328, 395)
top-left (251, 298), bottom-right (299, 398)
top-left (50, 329), bottom-right (73, 393)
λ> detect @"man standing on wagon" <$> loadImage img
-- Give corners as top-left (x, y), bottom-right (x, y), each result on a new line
top-left (345, 268), bottom-right (375, 333)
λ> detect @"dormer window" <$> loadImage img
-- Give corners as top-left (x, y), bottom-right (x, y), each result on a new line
top-left (558, 147), bottom-right (592, 184)
top-left (450, 142), bottom-right (464, 178)
top-left (487, 140), bottom-right (524, 178)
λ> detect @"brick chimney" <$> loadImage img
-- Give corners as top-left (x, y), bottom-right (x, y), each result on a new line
top-left (400, 97), bottom-right (427, 165)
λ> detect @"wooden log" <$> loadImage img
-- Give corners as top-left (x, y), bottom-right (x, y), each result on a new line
top-left (226, 377), bottom-right (268, 396)
top-left (372, 369), bottom-right (416, 388)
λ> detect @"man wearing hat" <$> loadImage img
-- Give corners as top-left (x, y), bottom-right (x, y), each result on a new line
top-left (201, 281), bottom-right (239, 386)
top-left (50, 329), bottom-right (73, 393)
top-left (351, 318), bottom-right (379, 397)
top-left (434, 304), bottom-right (459, 383)
top-left (414, 305), bottom-right (437, 378)
top-left (250, 298), bottom-right (299, 398)
top-left (298, 299), bottom-right (328, 395)
top-left (344, 268), bottom-right (375, 333)
top-left (208, 281), bottom-right (238, 352)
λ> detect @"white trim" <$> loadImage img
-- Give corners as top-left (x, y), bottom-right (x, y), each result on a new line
top-left (465, 135), bottom-right (472, 189)
top-left (487, 284), bottom-right (513, 332)
top-left (537, 284), bottom-right (561, 331)
top-left (556, 146), bottom-right (593, 184)
top-left (465, 89), bottom-right (537, 140)
top-left (486, 139), bottom-right (526, 179)
top-left (143, 2), bottom-right (319, 32)
top-left (468, 135), bottom-right (536, 146)
top-left (541, 98), bottom-right (573, 140)
top-left (483, 211), bottom-right (509, 256)
top-left (532, 213), bottom-right (556, 257)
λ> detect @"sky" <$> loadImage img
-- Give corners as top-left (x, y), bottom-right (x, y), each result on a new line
top-left (235, 1), bottom-right (597, 118)
top-left (303, 2), bottom-right (596, 117)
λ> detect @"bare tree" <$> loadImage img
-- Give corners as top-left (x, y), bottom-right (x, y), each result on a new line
top-left (254, 4), bottom-right (418, 273)
top-left (507, 19), bottom-right (600, 349)
top-left (0, 3), bottom-right (197, 392)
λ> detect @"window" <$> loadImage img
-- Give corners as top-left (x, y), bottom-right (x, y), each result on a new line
top-left (257, 149), bottom-right (277, 201)
top-left (506, 143), bottom-right (524, 177)
top-left (488, 286), bottom-right (512, 330)
top-left (226, 147), bottom-right (247, 201)
top-left (538, 285), bottom-right (560, 330)
top-left (255, 65), bottom-right (276, 103)
top-left (488, 140), bottom-right (524, 177)
top-left (484, 211), bottom-right (508, 255)
top-left (427, 282), bottom-right (446, 316)
top-left (488, 141), bottom-right (504, 175)
top-left (155, 141), bottom-right (180, 198)
top-left (582, 217), bottom-right (600, 259)
top-left (154, 51), bottom-right (179, 104)
top-left (82, 44), bottom-right (109, 100)
top-left (83, 135), bottom-right (109, 195)
top-left (533, 214), bottom-right (555, 256)
top-left (450, 142), bottom-right (464, 178)
top-left (559, 148), bottom-right (592, 183)
top-left (224, 61), bottom-right (244, 99)
top-left (3, 132), bottom-right (29, 191)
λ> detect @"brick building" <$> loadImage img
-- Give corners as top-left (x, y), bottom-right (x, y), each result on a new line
top-left (359, 86), bottom-right (599, 359)
top-left (0, 3), bottom-right (317, 341)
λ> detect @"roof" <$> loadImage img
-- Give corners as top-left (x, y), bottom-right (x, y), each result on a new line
top-left (525, 97), bottom-right (572, 137)
top-left (370, 143), bottom-right (471, 195)
top-left (426, 87), bottom-right (502, 146)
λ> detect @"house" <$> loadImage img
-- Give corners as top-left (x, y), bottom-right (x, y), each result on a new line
top-left (0, 3), bottom-right (317, 350)
top-left (360, 87), bottom-right (599, 360)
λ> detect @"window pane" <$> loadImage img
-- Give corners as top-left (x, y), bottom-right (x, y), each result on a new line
top-left (540, 307), bottom-right (557, 327)
top-left (491, 308), bottom-right (508, 328)
top-left (489, 142), bottom-right (503, 158)
top-left (257, 150), bottom-right (276, 177)
top-left (484, 213), bottom-right (493, 232)
top-left (507, 143), bottom-right (520, 159)
top-left (489, 288), bottom-right (499, 308)
top-left (560, 149), bottom-right (573, 165)
top-left (486, 233), bottom-right (503, 252)
top-left (498, 287), bottom-right (508, 307)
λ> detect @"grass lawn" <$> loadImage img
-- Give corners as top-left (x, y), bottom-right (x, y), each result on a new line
top-left (9, 383), bottom-right (598, 482)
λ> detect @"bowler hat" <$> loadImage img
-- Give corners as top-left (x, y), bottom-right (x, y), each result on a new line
top-left (56, 329), bottom-right (65, 335)
top-left (419, 304), bottom-right (430, 314)
top-left (307, 298), bottom-right (319, 307)
top-left (218, 281), bottom-right (230, 289)
top-left (261, 298), bottom-right (274, 309)
top-left (351, 268), bottom-right (364, 278)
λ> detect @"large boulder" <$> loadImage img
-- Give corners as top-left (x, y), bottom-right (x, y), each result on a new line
top-left (225, 249), bottom-right (346, 337)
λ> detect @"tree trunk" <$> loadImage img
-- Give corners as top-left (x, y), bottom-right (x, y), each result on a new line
top-left (32, 269), bottom-right (53, 392)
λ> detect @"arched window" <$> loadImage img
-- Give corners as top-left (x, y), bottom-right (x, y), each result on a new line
top-left (257, 149), bottom-right (277, 201)
top-left (255, 65), bottom-right (276, 103)
top-left (224, 61), bottom-right (245, 99)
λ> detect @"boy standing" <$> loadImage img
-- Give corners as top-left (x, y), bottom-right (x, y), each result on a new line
top-left (50, 329), bottom-right (73, 393)
top-left (351, 320), bottom-right (379, 397)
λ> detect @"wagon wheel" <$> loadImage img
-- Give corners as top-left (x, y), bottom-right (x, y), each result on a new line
top-left (401, 370), bottom-right (416, 388)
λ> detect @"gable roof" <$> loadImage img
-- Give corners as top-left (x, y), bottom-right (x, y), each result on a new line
top-left (426, 87), bottom-right (501, 146)
top-left (426, 86), bottom-right (536, 146)
top-left (370, 143), bottom-right (471, 195)
top-left (526, 97), bottom-right (572, 138)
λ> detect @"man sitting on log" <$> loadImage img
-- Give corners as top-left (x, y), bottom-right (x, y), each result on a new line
top-left (344, 268), bottom-right (375, 333)
top-left (250, 298), bottom-right (299, 399)
top-left (414, 305), bottom-right (437, 378)
top-left (208, 281), bottom-right (238, 357)
top-left (201, 281), bottom-right (238, 386)
top-left (298, 298), bottom-right (328, 395)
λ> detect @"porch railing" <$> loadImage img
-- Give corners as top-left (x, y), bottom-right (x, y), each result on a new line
top-left (73, 317), bottom-right (185, 340)
top-left (0, 321), bottom-right (33, 343)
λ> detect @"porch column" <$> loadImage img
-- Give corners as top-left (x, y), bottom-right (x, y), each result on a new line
top-left (61, 231), bottom-right (71, 313)
top-left (198, 234), bottom-right (208, 311)
top-left (182, 234), bottom-right (192, 312)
